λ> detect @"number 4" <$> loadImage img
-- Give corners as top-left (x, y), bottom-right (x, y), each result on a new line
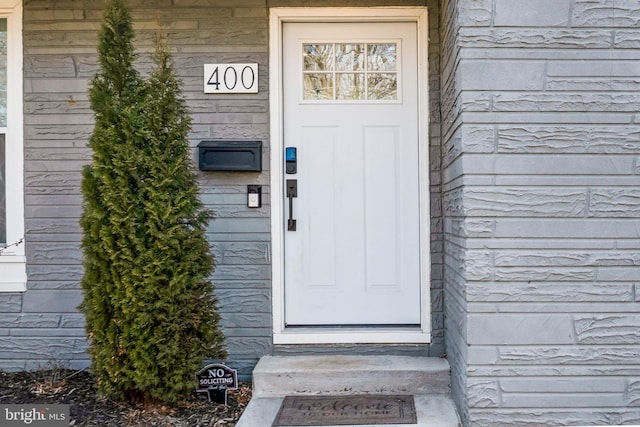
top-left (207, 66), bottom-right (221, 90)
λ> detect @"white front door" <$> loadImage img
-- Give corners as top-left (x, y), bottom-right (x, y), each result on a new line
top-left (282, 21), bottom-right (423, 327)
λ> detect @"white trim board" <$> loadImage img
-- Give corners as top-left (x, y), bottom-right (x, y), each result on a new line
top-left (0, 0), bottom-right (25, 292)
top-left (269, 7), bottom-right (431, 345)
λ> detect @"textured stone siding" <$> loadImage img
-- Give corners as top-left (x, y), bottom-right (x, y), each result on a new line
top-left (440, 0), bottom-right (469, 423)
top-left (1, 0), bottom-right (446, 378)
top-left (443, 0), bottom-right (640, 425)
top-left (7, 0), bottom-right (274, 377)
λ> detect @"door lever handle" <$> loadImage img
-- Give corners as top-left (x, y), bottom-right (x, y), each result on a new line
top-left (286, 179), bottom-right (297, 231)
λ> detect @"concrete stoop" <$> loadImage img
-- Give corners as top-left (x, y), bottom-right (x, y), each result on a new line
top-left (236, 355), bottom-right (461, 427)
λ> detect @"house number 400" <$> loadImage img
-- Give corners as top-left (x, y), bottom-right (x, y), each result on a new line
top-left (204, 64), bottom-right (259, 94)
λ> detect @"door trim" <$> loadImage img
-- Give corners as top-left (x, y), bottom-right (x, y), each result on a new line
top-left (269, 7), bottom-right (430, 345)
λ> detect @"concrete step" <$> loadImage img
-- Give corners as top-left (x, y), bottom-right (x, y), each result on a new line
top-left (252, 355), bottom-right (452, 397)
top-left (236, 355), bottom-right (460, 426)
top-left (237, 394), bottom-right (460, 427)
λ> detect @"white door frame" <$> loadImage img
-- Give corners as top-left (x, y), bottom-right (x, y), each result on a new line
top-left (269, 7), bottom-right (430, 345)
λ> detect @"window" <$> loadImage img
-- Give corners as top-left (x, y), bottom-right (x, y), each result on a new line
top-left (302, 42), bottom-right (399, 101)
top-left (0, 0), bottom-right (25, 292)
top-left (0, 134), bottom-right (5, 242)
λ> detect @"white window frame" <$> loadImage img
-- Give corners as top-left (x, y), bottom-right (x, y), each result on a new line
top-left (0, 0), bottom-right (25, 292)
top-left (300, 39), bottom-right (402, 103)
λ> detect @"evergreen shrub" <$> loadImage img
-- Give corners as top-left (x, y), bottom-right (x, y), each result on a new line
top-left (79, 0), bottom-right (226, 404)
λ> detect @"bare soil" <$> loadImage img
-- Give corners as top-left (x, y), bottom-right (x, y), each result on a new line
top-left (0, 369), bottom-right (251, 426)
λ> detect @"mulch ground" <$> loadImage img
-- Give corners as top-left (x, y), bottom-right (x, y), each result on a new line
top-left (0, 369), bottom-right (251, 426)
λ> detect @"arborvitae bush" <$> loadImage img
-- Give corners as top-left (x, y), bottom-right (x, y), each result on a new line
top-left (80, 0), bottom-right (226, 404)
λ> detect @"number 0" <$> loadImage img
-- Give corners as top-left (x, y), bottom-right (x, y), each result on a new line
top-left (241, 66), bottom-right (255, 90)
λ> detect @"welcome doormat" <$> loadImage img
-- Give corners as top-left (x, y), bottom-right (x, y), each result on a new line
top-left (272, 394), bottom-right (417, 426)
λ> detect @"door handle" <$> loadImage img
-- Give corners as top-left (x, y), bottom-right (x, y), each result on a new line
top-left (286, 179), bottom-right (297, 231)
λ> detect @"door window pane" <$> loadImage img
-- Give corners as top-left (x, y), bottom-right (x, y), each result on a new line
top-left (336, 73), bottom-right (365, 100)
top-left (304, 44), bottom-right (333, 71)
top-left (367, 44), bottom-right (397, 71)
top-left (368, 73), bottom-right (397, 100)
top-left (336, 44), bottom-right (364, 71)
top-left (302, 41), bottom-right (398, 101)
top-left (303, 73), bottom-right (334, 100)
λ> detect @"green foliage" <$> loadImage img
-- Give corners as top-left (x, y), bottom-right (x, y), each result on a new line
top-left (79, 0), bottom-right (226, 404)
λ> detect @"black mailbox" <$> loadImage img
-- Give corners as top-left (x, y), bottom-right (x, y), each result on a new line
top-left (198, 140), bottom-right (262, 172)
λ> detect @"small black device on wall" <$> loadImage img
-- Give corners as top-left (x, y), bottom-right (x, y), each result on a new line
top-left (198, 140), bottom-right (262, 172)
top-left (247, 185), bottom-right (262, 208)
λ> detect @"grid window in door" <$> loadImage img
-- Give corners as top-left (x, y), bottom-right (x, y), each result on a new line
top-left (302, 42), bottom-right (398, 101)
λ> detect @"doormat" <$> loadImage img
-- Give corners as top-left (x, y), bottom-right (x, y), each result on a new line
top-left (272, 394), bottom-right (417, 426)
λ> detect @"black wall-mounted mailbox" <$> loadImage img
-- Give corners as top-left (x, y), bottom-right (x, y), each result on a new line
top-left (198, 140), bottom-right (262, 172)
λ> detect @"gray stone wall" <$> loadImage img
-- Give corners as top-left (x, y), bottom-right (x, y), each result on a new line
top-left (1, 0), bottom-right (446, 378)
top-left (443, 0), bottom-right (640, 425)
top-left (440, 0), bottom-right (469, 423)
top-left (8, 0), bottom-right (273, 377)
